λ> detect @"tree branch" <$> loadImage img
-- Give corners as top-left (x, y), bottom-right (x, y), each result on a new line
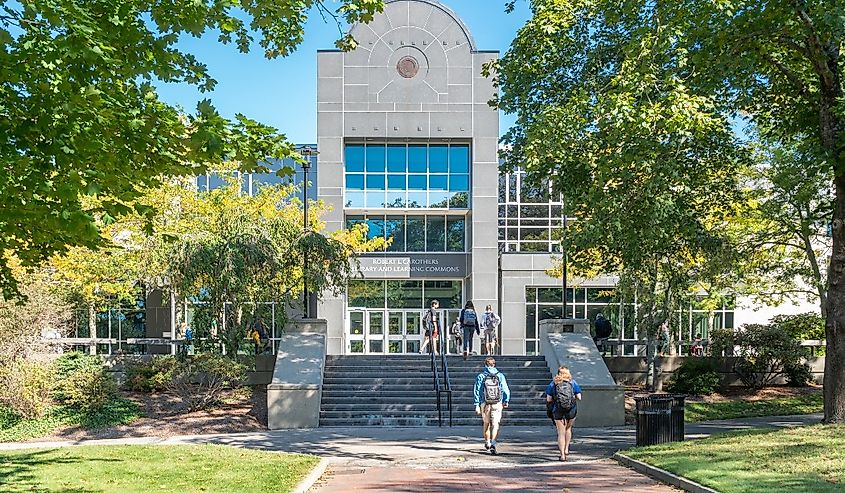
top-left (760, 51), bottom-right (812, 99)
top-left (791, 0), bottom-right (838, 90)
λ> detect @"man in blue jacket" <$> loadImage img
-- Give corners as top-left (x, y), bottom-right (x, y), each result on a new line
top-left (474, 357), bottom-right (511, 455)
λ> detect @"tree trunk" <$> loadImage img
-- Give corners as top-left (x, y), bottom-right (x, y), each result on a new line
top-left (825, 173), bottom-right (845, 423)
top-left (819, 35), bottom-right (844, 423)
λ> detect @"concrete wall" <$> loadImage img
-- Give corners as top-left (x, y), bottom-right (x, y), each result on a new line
top-left (500, 254), bottom-right (618, 355)
top-left (267, 319), bottom-right (328, 429)
top-left (605, 356), bottom-right (826, 388)
top-left (539, 320), bottom-right (626, 426)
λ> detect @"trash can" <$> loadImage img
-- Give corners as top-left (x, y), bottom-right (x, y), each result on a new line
top-left (634, 394), bottom-right (685, 446)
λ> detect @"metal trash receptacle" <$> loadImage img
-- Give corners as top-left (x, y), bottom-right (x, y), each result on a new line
top-left (634, 394), bottom-right (685, 446)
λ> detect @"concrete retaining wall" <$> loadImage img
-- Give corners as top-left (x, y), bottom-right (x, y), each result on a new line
top-left (267, 319), bottom-right (328, 429)
top-left (605, 356), bottom-right (825, 388)
top-left (539, 319), bottom-right (626, 427)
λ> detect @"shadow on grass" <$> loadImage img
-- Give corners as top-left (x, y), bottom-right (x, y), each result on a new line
top-left (0, 448), bottom-right (120, 492)
top-left (628, 426), bottom-right (845, 493)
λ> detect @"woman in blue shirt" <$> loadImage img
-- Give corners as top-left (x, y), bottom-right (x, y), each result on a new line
top-left (545, 366), bottom-right (582, 461)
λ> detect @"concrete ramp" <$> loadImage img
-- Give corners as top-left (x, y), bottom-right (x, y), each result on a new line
top-left (539, 319), bottom-right (625, 427)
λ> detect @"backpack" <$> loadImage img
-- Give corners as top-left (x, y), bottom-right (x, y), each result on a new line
top-left (462, 309), bottom-right (477, 327)
top-left (450, 320), bottom-right (461, 336)
top-left (595, 317), bottom-right (612, 338)
top-left (554, 381), bottom-right (576, 413)
top-left (484, 312), bottom-right (499, 330)
top-left (483, 373), bottom-right (502, 404)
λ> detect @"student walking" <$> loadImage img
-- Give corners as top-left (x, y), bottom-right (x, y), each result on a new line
top-left (459, 301), bottom-right (480, 360)
top-left (420, 299), bottom-right (441, 355)
top-left (545, 366), bottom-right (582, 461)
top-left (481, 305), bottom-right (500, 355)
top-left (474, 357), bottom-right (510, 455)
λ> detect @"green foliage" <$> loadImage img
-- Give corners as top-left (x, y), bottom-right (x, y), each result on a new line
top-left (124, 356), bottom-right (178, 393)
top-left (163, 182), bottom-right (368, 355)
top-left (771, 313), bottom-right (826, 342)
top-left (666, 358), bottom-right (722, 396)
top-left (0, 0), bottom-right (384, 299)
top-left (167, 354), bottom-right (246, 411)
top-left (0, 359), bottom-right (54, 419)
top-left (0, 398), bottom-right (141, 443)
top-left (711, 325), bottom-right (808, 388)
top-left (0, 445), bottom-right (319, 492)
top-left (52, 352), bottom-right (117, 410)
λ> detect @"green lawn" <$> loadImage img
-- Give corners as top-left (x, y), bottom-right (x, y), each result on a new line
top-left (0, 398), bottom-right (141, 442)
top-left (626, 424), bottom-right (845, 493)
top-left (684, 394), bottom-right (823, 422)
top-left (0, 444), bottom-right (320, 493)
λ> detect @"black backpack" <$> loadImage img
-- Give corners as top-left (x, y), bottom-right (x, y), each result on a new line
top-left (483, 373), bottom-right (502, 404)
top-left (595, 317), bottom-right (612, 339)
top-left (554, 381), bottom-right (576, 412)
top-left (462, 309), bottom-right (477, 327)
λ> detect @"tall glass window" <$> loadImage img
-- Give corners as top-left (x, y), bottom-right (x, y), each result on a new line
top-left (345, 143), bottom-right (470, 209)
top-left (346, 214), bottom-right (466, 253)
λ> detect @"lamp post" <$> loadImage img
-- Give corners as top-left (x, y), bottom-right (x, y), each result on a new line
top-left (561, 191), bottom-right (568, 318)
top-left (300, 146), bottom-right (317, 318)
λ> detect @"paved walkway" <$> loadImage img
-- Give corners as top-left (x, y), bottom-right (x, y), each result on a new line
top-left (0, 414), bottom-right (823, 492)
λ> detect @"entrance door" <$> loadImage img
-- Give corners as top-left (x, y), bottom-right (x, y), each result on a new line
top-left (366, 311), bottom-right (385, 354)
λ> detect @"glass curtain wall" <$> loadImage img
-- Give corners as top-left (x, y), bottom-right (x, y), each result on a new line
top-left (344, 143), bottom-right (471, 209)
top-left (498, 169), bottom-right (565, 253)
top-left (524, 287), bottom-right (735, 355)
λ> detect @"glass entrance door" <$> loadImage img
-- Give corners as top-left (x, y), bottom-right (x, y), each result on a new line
top-left (347, 309), bottom-right (430, 354)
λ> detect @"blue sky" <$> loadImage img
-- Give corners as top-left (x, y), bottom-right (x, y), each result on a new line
top-left (153, 1), bottom-right (532, 144)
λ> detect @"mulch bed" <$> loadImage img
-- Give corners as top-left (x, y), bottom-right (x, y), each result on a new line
top-left (32, 386), bottom-right (268, 442)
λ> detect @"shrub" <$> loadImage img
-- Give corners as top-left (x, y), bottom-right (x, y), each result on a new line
top-left (0, 359), bottom-right (54, 419)
top-left (124, 356), bottom-right (177, 392)
top-left (167, 354), bottom-right (246, 411)
top-left (711, 324), bottom-right (806, 389)
top-left (784, 362), bottom-right (813, 387)
top-left (53, 352), bottom-right (116, 410)
top-left (771, 313), bottom-right (826, 356)
top-left (665, 358), bottom-right (722, 395)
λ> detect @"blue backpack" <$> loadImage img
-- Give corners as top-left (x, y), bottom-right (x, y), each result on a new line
top-left (462, 309), bottom-right (477, 327)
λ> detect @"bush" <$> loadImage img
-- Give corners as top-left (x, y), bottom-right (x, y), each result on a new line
top-left (53, 352), bottom-right (117, 410)
top-left (665, 358), bottom-right (722, 395)
top-left (0, 359), bottom-right (54, 419)
top-left (124, 356), bottom-right (177, 392)
top-left (711, 324), bottom-right (806, 389)
top-left (784, 362), bottom-right (813, 387)
top-left (771, 313), bottom-right (826, 356)
top-left (167, 354), bottom-right (246, 411)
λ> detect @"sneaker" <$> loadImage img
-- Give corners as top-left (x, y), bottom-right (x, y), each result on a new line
top-left (484, 441), bottom-right (491, 450)
top-left (490, 445), bottom-right (497, 455)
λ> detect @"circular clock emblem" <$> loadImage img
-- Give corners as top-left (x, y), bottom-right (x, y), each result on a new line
top-left (396, 56), bottom-right (420, 78)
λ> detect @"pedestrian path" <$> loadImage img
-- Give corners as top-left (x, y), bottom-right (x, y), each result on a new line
top-left (311, 460), bottom-right (679, 492)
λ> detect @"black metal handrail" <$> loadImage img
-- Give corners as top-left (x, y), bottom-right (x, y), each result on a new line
top-left (436, 322), bottom-right (453, 427)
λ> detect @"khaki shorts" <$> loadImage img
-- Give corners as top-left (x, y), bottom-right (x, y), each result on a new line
top-left (481, 402), bottom-right (503, 425)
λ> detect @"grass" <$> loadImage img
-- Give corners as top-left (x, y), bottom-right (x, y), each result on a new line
top-left (0, 444), bottom-right (319, 493)
top-left (684, 394), bottom-right (823, 422)
top-left (0, 398), bottom-right (142, 442)
top-left (625, 424), bottom-right (845, 493)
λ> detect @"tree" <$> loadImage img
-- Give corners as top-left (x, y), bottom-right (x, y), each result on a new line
top-left (0, 0), bottom-right (383, 299)
top-left (493, 0), bottom-right (845, 423)
top-left (491, 0), bottom-right (750, 389)
top-left (736, 140), bottom-right (833, 316)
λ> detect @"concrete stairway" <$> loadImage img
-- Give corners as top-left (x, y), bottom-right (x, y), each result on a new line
top-left (319, 355), bottom-right (554, 427)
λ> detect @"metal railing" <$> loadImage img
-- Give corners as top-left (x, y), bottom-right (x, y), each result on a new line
top-left (428, 325), bottom-right (453, 427)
